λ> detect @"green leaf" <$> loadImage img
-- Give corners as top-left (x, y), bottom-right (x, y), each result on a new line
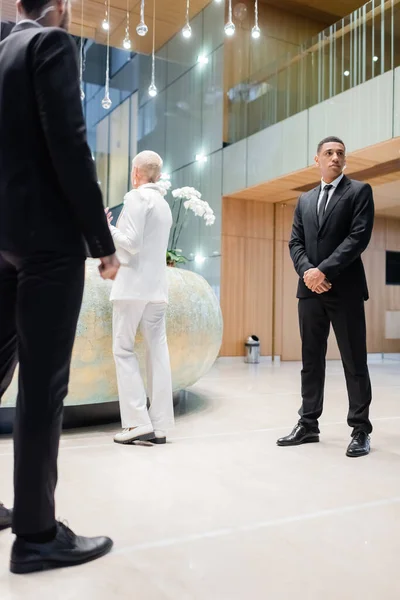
top-left (166, 250), bottom-right (188, 265)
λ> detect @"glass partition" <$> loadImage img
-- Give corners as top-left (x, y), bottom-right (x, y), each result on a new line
top-left (227, 0), bottom-right (400, 144)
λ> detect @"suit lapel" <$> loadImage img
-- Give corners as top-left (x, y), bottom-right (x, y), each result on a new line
top-left (320, 175), bottom-right (351, 230)
top-left (308, 186), bottom-right (320, 231)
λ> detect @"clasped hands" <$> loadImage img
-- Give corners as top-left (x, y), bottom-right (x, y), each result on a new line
top-left (105, 207), bottom-right (113, 226)
top-left (303, 268), bottom-right (332, 294)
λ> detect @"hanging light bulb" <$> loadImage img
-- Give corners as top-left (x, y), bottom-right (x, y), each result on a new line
top-left (182, 23), bottom-right (192, 38)
top-left (79, 0), bottom-right (85, 100)
top-left (225, 0), bottom-right (235, 36)
top-left (102, 0), bottom-right (112, 110)
top-left (182, 0), bottom-right (192, 38)
top-left (136, 21), bottom-right (148, 35)
top-left (251, 0), bottom-right (260, 39)
top-left (148, 82), bottom-right (158, 97)
top-left (224, 21), bottom-right (235, 36)
top-left (122, 0), bottom-right (131, 49)
top-left (101, 0), bottom-right (110, 30)
top-left (136, 0), bottom-right (148, 36)
top-left (123, 36), bottom-right (131, 50)
top-left (148, 0), bottom-right (157, 97)
top-left (101, 93), bottom-right (112, 109)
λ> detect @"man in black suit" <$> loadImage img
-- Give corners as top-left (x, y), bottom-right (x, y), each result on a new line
top-left (277, 136), bottom-right (374, 458)
top-left (0, 0), bottom-right (120, 573)
top-left (1, 20), bottom-right (15, 38)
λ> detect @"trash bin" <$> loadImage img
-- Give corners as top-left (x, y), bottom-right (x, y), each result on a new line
top-left (245, 335), bottom-right (260, 364)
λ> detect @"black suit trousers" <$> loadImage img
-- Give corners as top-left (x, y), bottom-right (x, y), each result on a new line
top-left (0, 251), bottom-right (85, 535)
top-left (298, 294), bottom-right (372, 435)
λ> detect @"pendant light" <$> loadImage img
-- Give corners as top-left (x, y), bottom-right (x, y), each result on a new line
top-left (101, 0), bottom-right (112, 109)
top-left (148, 0), bottom-right (157, 97)
top-left (136, 0), bottom-right (148, 36)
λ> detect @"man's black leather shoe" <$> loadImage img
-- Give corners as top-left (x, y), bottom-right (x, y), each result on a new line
top-left (346, 432), bottom-right (370, 457)
top-left (277, 423), bottom-right (319, 447)
top-left (0, 503), bottom-right (12, 531)
top-left (10, 521), bottom-right (113, 574)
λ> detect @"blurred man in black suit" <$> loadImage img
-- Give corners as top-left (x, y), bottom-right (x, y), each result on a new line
top-left (277, 137), bottom-right (374, 457)
top-left (0, 0), bottom-right (119, 573)
top-left (1, 20), bottom-right (15, 38)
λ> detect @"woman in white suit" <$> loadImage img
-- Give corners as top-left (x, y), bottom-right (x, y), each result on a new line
top-left (106, 151), bottom-right (174, 444)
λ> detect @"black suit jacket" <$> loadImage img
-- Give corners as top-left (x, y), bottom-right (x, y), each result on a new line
top-left (1, 20), bottom-right (14, 39)
top-left (289, 175), bottom-right (374, 300)
top-left (0, 21), bottom-right (115, 258)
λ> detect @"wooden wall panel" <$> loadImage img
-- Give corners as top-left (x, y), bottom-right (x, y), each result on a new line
top-left (222, 198), bottom-right (247, 237)
top-left (386, 286), bottom-right (400, 311)
top-left (221, 197), bottom-right (400, 358)
top-left (370, 216), bottom-right (386, 250)
top-left (274, 240), bottom-right (284, 357)
top-left (275, 203), bottom-right (296, 242)
top-left (243, 238), bottom-right (274, 356)
top-left (363, 249), bottom-right (386, 353)
top-left (220, 197), bottom-right (274, 356)
top-left (386, 218), bottom-right (400, 250)
top-left (246, 201), bottom-right (275, 240)
top-left (281, 247), bottom-right (302, 360)
top-left (220, 235), bottom-right (246, 356)
top-left (385, 280), bottom-right (400, 353)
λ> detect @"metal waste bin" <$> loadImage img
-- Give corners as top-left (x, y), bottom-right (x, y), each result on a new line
top-left (245, 335), bottom-right (260, 364)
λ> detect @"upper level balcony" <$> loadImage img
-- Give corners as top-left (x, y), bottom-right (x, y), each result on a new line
top-left (226, 0), bottom-right (400, 145)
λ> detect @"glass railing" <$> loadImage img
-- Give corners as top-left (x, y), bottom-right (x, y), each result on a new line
top-left (227, 0), bottom-right (400, 144)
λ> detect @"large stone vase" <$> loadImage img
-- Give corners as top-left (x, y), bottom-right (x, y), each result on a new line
top-left (2, 260), bottom-right (223, 408)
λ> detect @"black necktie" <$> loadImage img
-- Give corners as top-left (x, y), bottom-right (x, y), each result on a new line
top-left (318, 184), bottom-right (333, 226)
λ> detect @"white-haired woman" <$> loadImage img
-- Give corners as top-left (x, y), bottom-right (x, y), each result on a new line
top-left (106, 151), bottom-right (174, 444)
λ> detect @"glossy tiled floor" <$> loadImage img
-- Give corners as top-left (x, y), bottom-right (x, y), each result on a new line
top-left (1, 357), bottom-right (400, 599)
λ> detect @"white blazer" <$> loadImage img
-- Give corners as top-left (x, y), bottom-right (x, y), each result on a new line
top-left (109, 183), bottom-right (173, 303)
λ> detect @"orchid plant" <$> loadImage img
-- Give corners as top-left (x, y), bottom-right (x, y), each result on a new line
top-left (158, 178), bottom-right (216, 266)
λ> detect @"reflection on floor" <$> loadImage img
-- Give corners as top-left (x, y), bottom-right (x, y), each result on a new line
top-left (1, 357), bottom-right (400, 599)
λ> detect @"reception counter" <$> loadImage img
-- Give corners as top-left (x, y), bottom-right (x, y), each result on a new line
top-left (0, 260), bottom-right (223, 433)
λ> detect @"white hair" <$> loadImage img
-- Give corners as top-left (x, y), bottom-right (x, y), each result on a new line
top-left (132, 151), bottom-right (163, 183)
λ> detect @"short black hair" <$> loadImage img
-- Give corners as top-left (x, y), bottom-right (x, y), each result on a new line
top-left (20, 0), bottom-right (50, 15)
top-left (317, 136), bottom-right (346, 154)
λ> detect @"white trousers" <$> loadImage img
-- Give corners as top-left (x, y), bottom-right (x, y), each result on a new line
top-left (112, 300), bottom-right (174, 431)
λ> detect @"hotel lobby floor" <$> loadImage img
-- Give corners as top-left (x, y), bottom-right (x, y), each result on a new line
top-left (1, 357), bottom-right (400, 599)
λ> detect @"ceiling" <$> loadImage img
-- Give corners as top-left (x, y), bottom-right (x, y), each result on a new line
top-left (225, 138), bottom-right (400, 217)
top-left (1, 0), bottom-right (212, 53)
top-left (69, 0), bottom-right (214, 54)
top-left (1, 0), bottom-right (373, 53)
top-left (263, 0), bottom-right (374, 24)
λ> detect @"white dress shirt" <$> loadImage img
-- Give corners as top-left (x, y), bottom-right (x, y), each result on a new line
top-left (109, 183), bottom-right (172, 303)
top-left (317, 173), bottom-right (344, 212)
